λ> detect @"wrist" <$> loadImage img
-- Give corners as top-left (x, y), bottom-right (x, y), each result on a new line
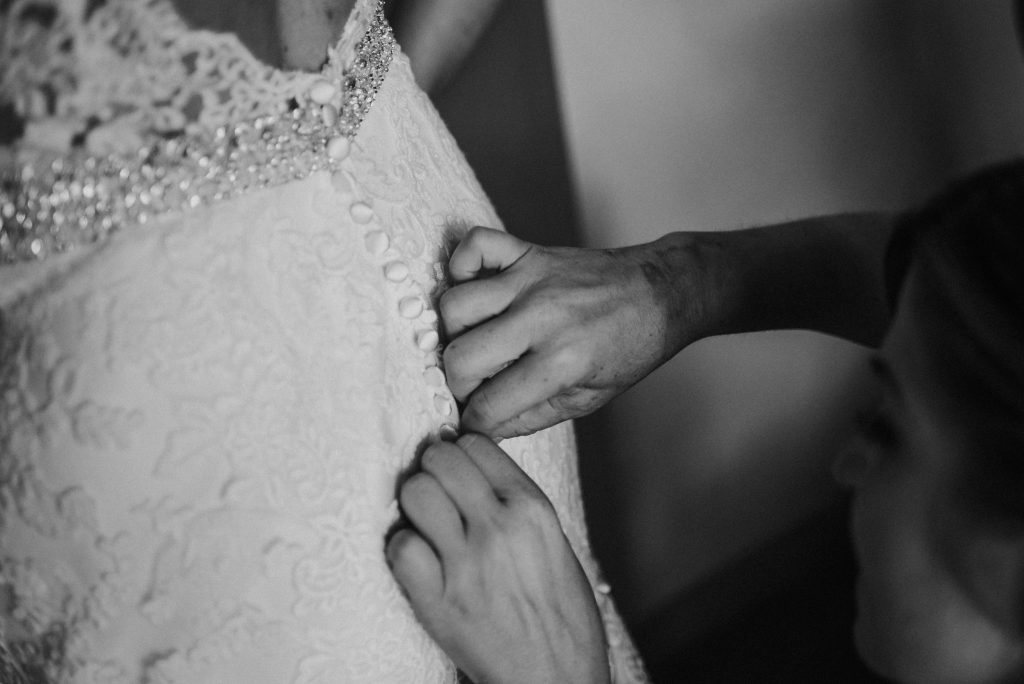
top-left (635, 231), bottom-right (736, 352)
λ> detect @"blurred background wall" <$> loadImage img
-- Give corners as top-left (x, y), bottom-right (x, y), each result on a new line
top-left (545, 0), bottom-right (1024, 616)
top-left (432, 0), bottom-right (1024, 676)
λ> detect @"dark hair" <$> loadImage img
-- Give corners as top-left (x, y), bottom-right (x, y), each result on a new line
top-left (887, 159), bottom-right (1024, 523)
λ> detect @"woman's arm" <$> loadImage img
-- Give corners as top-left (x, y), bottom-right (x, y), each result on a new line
top-left (389, 0), bottom-right (504, 94)
top-left (440, 213), bottom-right (897, 439)
top-left (678, 212), bottom-right (894, 345)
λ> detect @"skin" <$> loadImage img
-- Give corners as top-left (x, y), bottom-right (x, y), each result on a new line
top-left (834, 264), bottom-right (1024, 683)
top-left (392, 219), bottom-right (1024, 682)
top-left (442, 217), bottom-right (893, 439)
top-left (389, 0), bottom-right (504, 93)
top-left (169, 0), bottom-right (501, 83)
top-left (385, 434), bottom-right (610, 684)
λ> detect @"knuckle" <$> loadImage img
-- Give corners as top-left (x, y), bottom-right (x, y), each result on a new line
top-left (455, 432), bottom-right (486, 454)
top-left (465, 225), bottom-right (492, 244)
top-left (548, 345), bottom-right (586, 381)
top-left (445, 576), bottom-right (481, 620)
top-left (420, 442), bottom-right (461, 475)
top-left (420, 441), bottom-right (447, 466)
top-left (462, 401), bottom-right (494, 435)
top-left (508, 491), bottom-right (558, 531)
top-left (550, 388), bottom-right (601, 417)
top-left (495, 415), bottom-right (528, 440)
top-left (472, 390), bottom-right (500, 424)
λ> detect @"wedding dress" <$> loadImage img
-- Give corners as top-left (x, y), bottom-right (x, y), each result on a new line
top-left (0, 0), bottom-right (648, 681)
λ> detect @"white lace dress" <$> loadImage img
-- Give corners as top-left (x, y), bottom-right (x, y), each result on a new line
top-left (0, 0), bottom-right (648, 682)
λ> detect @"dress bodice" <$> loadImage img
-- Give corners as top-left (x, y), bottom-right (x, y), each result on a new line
top-left (1, 0), bottom-right (376, 150)
top-left (0, 2), bottom-right (650, 682)
top-left (0, 0), bottom-right (397, 269)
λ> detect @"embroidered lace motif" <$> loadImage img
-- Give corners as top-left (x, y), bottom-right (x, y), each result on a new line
top-left (0, 1), bottom-right (652, 681)
top-left (0, 0), bottom-right (393, 264)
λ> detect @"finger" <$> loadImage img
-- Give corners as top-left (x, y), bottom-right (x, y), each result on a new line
top-left (455, 433), bottom-right (538, 497)
top-left (488, 399), bottom-right (569, 440)
top-left (459, 349), bottom-right (578, 437)
top-left (442, 312), bottom-right (533, 402)
top-left (420, 441), bottom-right (499, 520)
top-left (386, 527), bottom-right (444, 606)
top-left (440, 275), bottom-right (518, 340)
top-left (398, 472), bottom-right (466, 558)
top-left (449, 226), bottom-right (531, 282)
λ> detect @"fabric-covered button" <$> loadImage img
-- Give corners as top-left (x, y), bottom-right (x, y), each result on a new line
top-left (434, 396), bottom-right (453, 416)
top-left (399, 296), bottom-right (424, 318)
top-left (350, 201), bottom-right (374, 224)
top-left (416, 330), bottom-right (439, 351)
top-left (364, 230), bottom-right (389, 255)
top-left (309, 79), bottom-right (337, 104)
top-left (327, 136), bottom-right (351, 160)
top-left (439, 424), bottom-right (459, 441)
top-left (321, 104), bottom-right (338, 127)
top-left (423, 366), bottom-right (446, 387)
top-left (384, 261), bottom-right (409, 282)
top-left (420, 310), bottom-right (438, 325)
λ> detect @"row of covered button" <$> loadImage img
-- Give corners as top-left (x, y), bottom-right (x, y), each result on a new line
top-left (312, 77), bottom-right (458, 436)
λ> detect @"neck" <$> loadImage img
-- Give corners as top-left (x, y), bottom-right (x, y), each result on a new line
top-left (277, 0), bottom-right (356, 70)
top-left (169, 0), bottom-right (357, 71)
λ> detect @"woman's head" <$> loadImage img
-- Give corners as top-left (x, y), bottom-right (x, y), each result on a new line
top-left (834, 159), bottom-right (1024, 682)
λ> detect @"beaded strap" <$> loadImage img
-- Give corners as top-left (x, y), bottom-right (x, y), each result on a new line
top-left (0, 2), bottom-right (395, 265)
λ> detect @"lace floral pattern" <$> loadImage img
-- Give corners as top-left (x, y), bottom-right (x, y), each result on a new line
top-left (0, 0), bottom-right (649, 681)
top-left (1, 0), bottom-right (380, 147)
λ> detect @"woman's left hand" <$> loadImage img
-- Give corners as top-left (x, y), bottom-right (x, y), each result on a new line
top-left (386, 433), bottom-right (610, 684)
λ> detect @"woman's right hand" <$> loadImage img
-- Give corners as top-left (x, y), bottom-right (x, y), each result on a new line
top-left (440, 227), bottom-right (719, 439)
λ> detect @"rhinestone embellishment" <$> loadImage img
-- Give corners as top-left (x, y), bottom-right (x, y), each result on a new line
top-left (0, 2), bottom-right (395, 265)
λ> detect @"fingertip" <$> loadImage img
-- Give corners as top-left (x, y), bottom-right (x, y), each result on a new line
top-left (442, 345), bottom-right (472, 402)
top-left (384, 526), bottom-right (415, 568)
top-left (397, 471), bottom-right (433, 512)
top-left (438, 289), bottom-right (464, 339)
top-left (449, 226), bottom-right (528, 282)
top-left (458, 403), bottom-right (492, 437)
top-left (419, 439), bottom-right (460, 471)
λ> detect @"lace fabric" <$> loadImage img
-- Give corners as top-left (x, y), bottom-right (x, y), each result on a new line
top-left (0, 1), bottom-right (650, 681)
top-left (1, 0), bottom-right (378, 148)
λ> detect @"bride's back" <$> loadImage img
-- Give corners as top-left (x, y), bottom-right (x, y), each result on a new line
top-left (0, 1), bottom-right (647, 681)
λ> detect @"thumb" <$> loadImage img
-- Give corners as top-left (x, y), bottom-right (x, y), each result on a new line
top-left (449, 227), bottom-right (531, 282)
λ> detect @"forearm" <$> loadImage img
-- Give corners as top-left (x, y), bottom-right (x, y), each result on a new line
top-left (389, 0), bottom-right (503, 94)
top-left (646, 212), bottom-right (897, 350)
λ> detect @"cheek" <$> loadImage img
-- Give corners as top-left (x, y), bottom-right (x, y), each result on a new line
top-left (832, 443), bottom-right (878, 489)
top-left (847, 469), bottom-right (941, 677)
top-left (855, 577), bottom-right (1024, 684)
top-left (853, 569), bottom-right (961, 682)
top-left (849, 481), bottom-right (1024, 682)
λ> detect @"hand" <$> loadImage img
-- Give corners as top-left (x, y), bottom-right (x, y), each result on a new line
top-left (441, 227), bottom-right (711, 439)
top-left (386, 434), bottom-right (609, 684)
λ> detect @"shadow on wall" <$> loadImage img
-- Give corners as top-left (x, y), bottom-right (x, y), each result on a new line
top-left (425, 0), bottom-right (1024, 672)
top-left (546, 0), bottom-right (1024, 628)
top-left (429, 0), bottom-right (581, 248)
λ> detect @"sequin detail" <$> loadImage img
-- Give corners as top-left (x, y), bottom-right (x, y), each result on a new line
top-left (0, 2), bottom-right (395, 265)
